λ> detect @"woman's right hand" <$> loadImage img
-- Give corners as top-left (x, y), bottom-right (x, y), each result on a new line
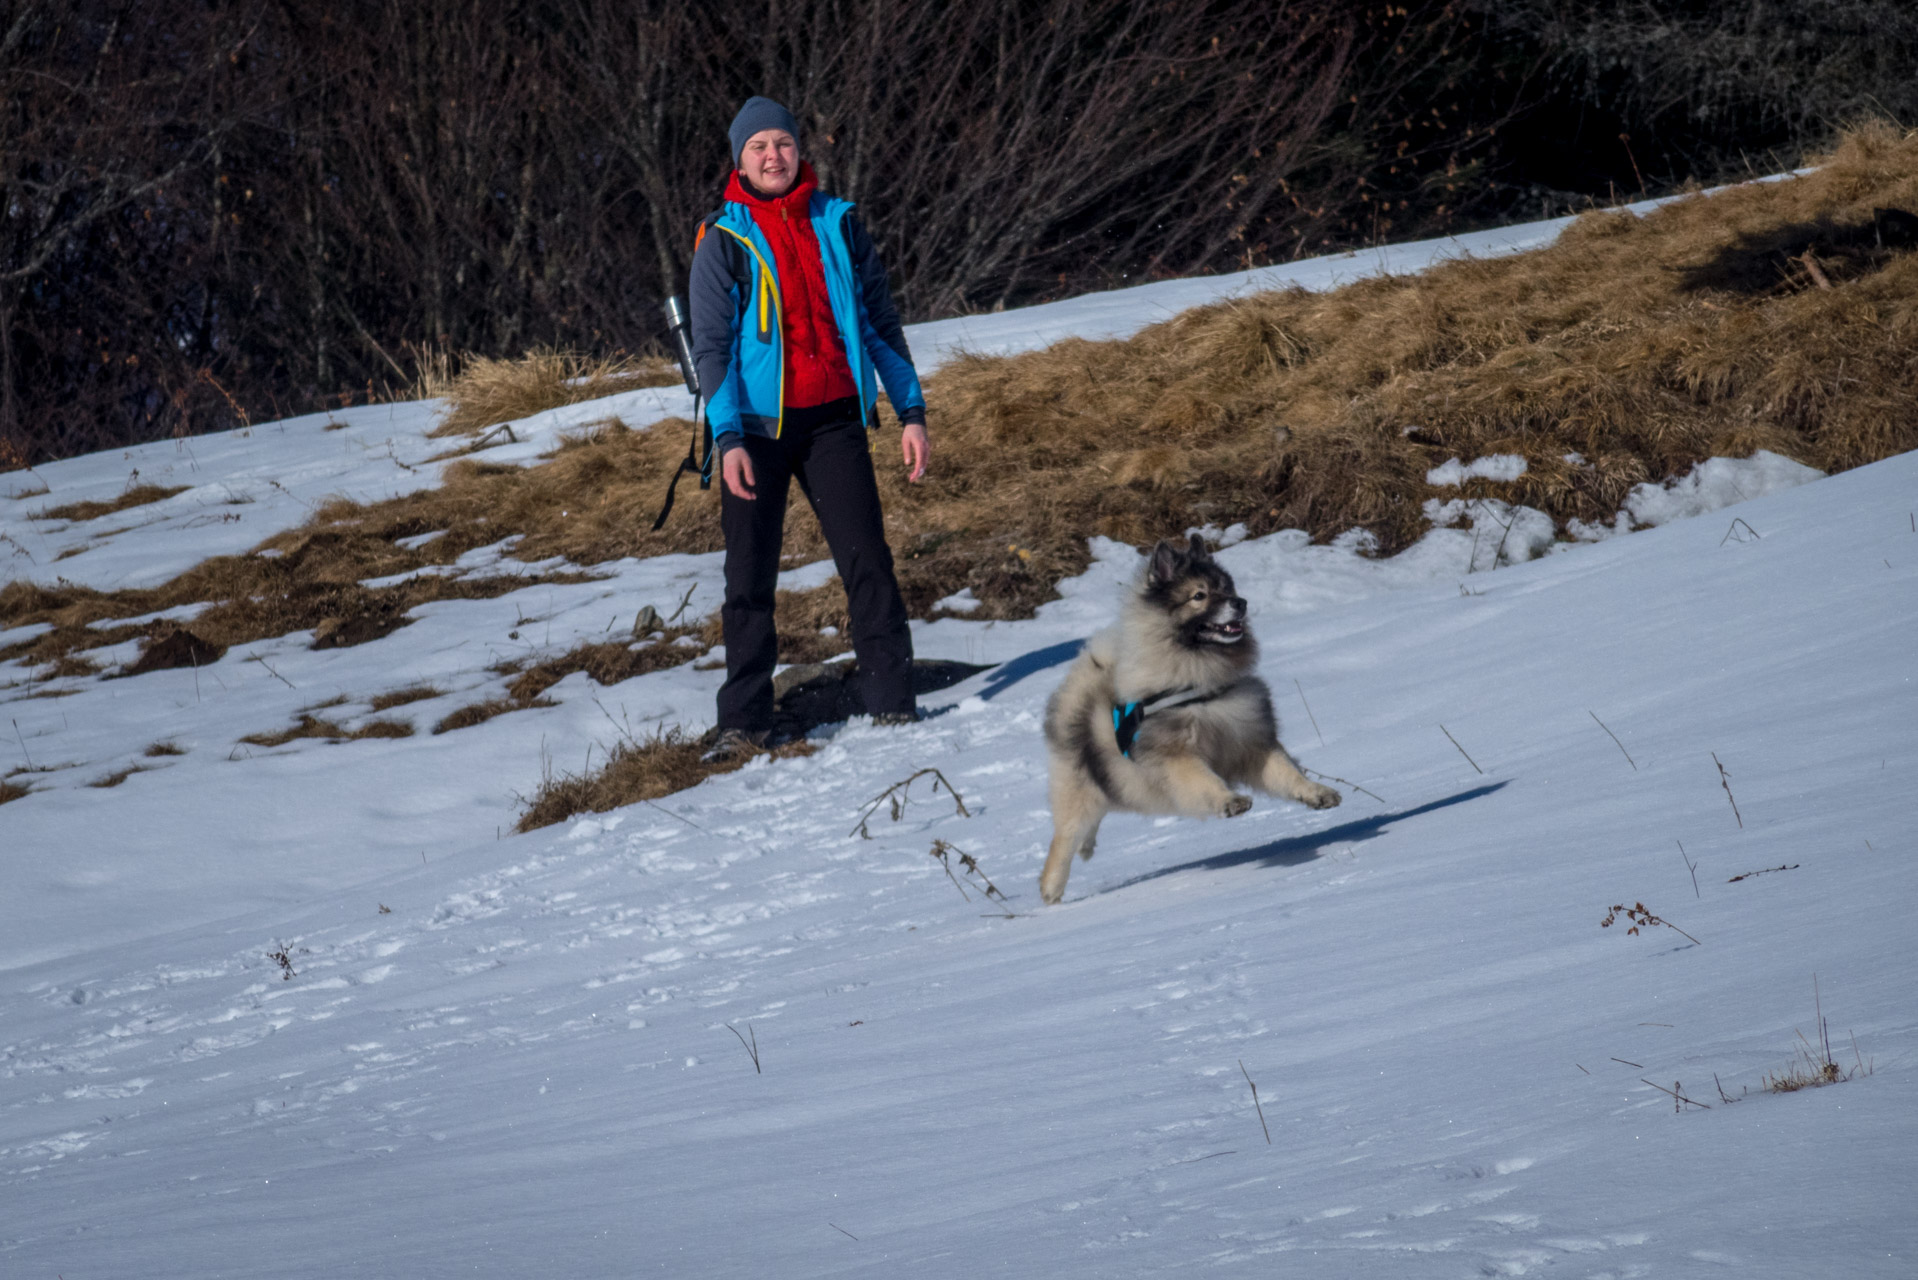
top-left (722, 446), bottom-right (756, 501)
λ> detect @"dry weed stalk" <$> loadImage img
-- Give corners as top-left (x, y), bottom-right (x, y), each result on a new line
top-left (1589, 710), bottom-right (1637, 770)
top-left (851, 767), bottom-right (971, 839)
top-left (1726, 863), bottom-right (1798, 883)
top-left (928, 839), bottom-right (1011, 912)
top-left (1712, 752), bottom-right (1744, 828)
top-left (1600, 901), bottom-right (1701, 946)
top-left (725, 1022), bottom-right (762, 1074)
top-left (1239, 1060), bottom-right (1272, 1144)
top-left (1641, 1078), bottom-right (1712, 1112)
top-left (1438, 723), bottom-right (1483, 775)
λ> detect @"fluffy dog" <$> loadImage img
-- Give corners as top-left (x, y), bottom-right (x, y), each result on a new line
top-left (1039, 534), bottom-right (1340, 903)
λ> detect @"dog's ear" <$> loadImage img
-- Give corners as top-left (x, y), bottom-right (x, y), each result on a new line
top-left (1186, 531), bottom-right (1211, 560)
top-left (1146, 539), bottom-right (1183, 586)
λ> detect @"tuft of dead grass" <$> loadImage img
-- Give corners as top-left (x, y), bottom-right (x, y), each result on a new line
top-left (431, 697), bottom-right (555, 735)
top-left (515, 726), bottom-right (817, 832)
top-left (32, 484), bottom-right (189, 523)
top-left (89, 764), bottom-right (154, 788)
top-left (431, 349), bottom-right (680, 438)
top-left (1763, 979), bottom-right (1872, 1094)
top-left (0, 779), bottom-right (28, 804)
top-left (239, 715), bottom-right (416, 747)
top-left (368, 685), bottom-right (443, 711)
top-left (144, 740), bottom-right (186, 757)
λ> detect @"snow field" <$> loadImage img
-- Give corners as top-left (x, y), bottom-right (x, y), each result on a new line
top-left (2, 443), bottom-right (1913, 1276)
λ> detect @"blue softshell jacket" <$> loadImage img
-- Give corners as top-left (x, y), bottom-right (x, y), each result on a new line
top-left (688, 193), bottom-right (926, 447)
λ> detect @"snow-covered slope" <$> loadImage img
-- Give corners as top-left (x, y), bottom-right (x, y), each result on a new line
top-left (3, 177), bottom-right (1913, 1276)
top-left (3, 446), bottom-right (1913, 1276)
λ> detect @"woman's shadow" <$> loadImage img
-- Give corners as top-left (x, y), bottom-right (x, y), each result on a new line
top-left (1099, 781), bottom-right (1507, 895)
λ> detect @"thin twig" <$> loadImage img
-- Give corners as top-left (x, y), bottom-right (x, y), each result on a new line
top-left (12, 718), bottom-right (32, 770)
top-left (1611, 1057), bottom-right (1643, 1068)
top-left (725, 1022), bottom-right (761, 1074)
top-left (250, 655), bottom-right (296, 689)
top-left (1726, 863), bottom-right (1797, 883)
top-left (1677, 840), bottom-right (1699, 899)
top-left (1439, 724), bottom-right (1483, 774)
top-left (666, 581), bottom-right (699, 624)
top-left (1575, 1063), bottom-right (1591, 1074)
top-left (1170, 1150), bottom-right (1239, 1165)
top-left (1641, 1078), bottom-right (1711, 1110)
top-left (1588, 710), bottom-right (1636, 770)
top-left (1239, 1060), bottom-right (1272, 1145)
top-left (1293, 679), bottom-right (1324, 747)
top-left (644, 798), bottom-right (710, 834)
top-left (1719, 517), bottom-right (1762, 546)
top-left (828, 1223), bottom-right (858, 1241)
top-left (1711, 752), bottom-right (1743, 828)
top-left (1304, 769), bottom-right (1385, 805)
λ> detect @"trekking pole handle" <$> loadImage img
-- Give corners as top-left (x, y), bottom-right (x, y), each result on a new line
top-left (663, 295), bottom-right (700, 399)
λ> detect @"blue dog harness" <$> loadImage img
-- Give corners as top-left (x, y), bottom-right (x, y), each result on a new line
top-left (1111, 686), bottom-right (1224, 758)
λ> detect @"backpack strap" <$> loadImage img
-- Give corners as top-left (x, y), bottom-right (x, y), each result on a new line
top-left (651, 212), bottom-right (745, 530)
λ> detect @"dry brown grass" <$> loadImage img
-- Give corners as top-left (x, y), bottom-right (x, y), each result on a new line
top-left (260, 125), bottom-right (1918, 626)
top-left (89, 764), bottom-right (155, 787)
top-left (239, 715), bottom-right (416, 747)
top-left (6, 127), bottom-right (1914, 693)
top-left (430, 697), bottom-right (555, 734)
top-left (431, 349), bottom-right (680, 438)
top-left (0, 779), bottom-right (29, 805)
top-left (32, 484), bottom-right (189, 523)
top-left (368, 685), bottom-right (443, 711)
top-left (515, 726), bottom-right (817, 832)
top-left (143, 740), bottom-right (186, 756)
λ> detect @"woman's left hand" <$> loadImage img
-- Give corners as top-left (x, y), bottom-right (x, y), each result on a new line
top-left (901, 421), bottom-right (929, 483)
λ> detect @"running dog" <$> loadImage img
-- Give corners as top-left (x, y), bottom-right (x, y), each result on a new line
top-left (1039, 534), bottom-right (1340, 903)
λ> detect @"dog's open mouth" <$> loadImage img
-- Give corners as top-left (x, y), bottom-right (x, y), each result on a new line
top-left (1198, 620), bottom-right (1245, 643)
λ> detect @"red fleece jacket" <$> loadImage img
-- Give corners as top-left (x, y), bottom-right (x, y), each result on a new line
top-left (726, 163), bottom-right (859, 410)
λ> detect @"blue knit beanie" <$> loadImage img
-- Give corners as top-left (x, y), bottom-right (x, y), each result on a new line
top-left (728, 96), bottom-right (801, 169)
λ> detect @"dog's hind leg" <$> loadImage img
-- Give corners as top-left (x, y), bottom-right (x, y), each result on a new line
top-left (1041, 782), bottom-right (1107, 905)
top-left (1158, 755), bottom-right (1252, 818)
top-left (1256, 747), bottom-right (1342, 810)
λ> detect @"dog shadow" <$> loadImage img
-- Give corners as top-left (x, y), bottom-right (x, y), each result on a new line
top-left (976, 638), bottom-right (1083, 701)
top-left (1101, 781), bottom-right (1508, 895)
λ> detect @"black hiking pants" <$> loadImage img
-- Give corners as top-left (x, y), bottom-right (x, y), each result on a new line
top-left (716, 399), bottom-right (914, 732)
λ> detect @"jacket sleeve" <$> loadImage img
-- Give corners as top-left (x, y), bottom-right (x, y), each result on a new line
top-left (688, 228), bottom-right (745, 442)
top-left (844, 213), bottom-right (926, 427)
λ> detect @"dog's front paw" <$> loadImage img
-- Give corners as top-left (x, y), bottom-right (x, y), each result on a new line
top-left (1303, 783), bottom-right (1342, 810)
top-left (1222, 793), bottom-right (1253, 818)
top-left (1039, 870), bottom-right (1068, 905)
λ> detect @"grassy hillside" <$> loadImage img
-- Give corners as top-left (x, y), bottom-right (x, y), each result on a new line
top-left (6, 125), bottom-right (1916, 678)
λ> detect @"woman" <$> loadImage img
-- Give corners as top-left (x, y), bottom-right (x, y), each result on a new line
top-left (688, 96), bottom-right (930, 762)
